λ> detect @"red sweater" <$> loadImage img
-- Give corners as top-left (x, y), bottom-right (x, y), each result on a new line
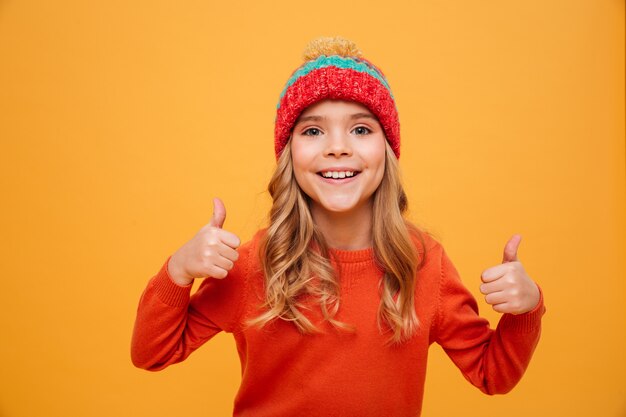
top-left (131, 229), bottom-right (546, 416)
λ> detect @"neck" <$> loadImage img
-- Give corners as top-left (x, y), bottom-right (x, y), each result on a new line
top-left (311, 202), bottom-right (373, 250)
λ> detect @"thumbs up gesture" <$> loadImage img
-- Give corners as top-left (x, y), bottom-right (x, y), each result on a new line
top-left (167, 198), bottom-right (241, 286)
top-left (479, 235), bottom-right (540, 315)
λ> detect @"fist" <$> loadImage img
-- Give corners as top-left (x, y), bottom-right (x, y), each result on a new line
top-left (167, 197), bottom-right (241, 286)
top-left (479, 234), bottom-right (540, 315)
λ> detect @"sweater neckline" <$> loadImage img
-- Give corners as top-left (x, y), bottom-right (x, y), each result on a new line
top-left (327, 246), bottom-right (375, 263)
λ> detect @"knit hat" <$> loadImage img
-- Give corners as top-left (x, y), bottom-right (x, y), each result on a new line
top-left (274, 36), bottom-right (400, 160)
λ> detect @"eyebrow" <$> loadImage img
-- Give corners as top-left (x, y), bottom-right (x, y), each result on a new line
top-left (295, 112), bottom-right (377, 125)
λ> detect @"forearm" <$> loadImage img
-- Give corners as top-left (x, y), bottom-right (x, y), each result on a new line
top-left (480, 287), bottom-right (546, 394)
top-left (130, 257), bottom-right (196, 371)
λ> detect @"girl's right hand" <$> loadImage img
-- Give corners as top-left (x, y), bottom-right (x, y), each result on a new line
top-left (167, 198), bottom-right (241, 286)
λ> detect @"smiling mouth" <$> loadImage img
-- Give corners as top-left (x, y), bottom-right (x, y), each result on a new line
top-left (317, 171), bottom-right (361, 179)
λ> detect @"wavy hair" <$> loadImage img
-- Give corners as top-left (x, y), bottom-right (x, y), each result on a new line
top-left (245, 140), bottom-right (426, 344)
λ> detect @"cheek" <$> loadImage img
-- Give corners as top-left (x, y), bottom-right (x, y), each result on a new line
top-left (366, 142), bottom-right (387, 172)
top-left (292, 168), bottom-right (309, 191)
top-left (290, 142), bottom-right (311, 167)
top-left (290, 142), bottom-right (320, 176)
top-left (366, 143), bottom-right (387, 189)
top-left (290, 147), bottom-right (314, 192)
top-left (371, 166), bottom-right (385, 192)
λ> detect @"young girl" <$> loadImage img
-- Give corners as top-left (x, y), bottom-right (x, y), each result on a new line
top-left (131, 37), bottom-right (546, 417)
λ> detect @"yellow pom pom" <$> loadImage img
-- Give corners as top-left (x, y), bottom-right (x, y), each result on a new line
top-left (302, 36), bottom-right (363, 61)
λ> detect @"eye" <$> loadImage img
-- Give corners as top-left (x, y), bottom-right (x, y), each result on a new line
top-left (302, 127), bottom-right (322, 136)
top-left (352, 126), bottom-right (372, 135)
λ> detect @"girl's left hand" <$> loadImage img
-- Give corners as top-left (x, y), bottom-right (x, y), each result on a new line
top-left (479, 234), bottom-right (540, 315)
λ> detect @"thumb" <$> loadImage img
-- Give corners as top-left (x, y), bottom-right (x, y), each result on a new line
top-left (208, 197), bottom-right (226, 228)
top-left (502, 234), bottom-right (522, 263)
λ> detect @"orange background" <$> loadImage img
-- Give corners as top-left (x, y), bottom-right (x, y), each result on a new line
top-left (1, 1), bottom-right (624, 416)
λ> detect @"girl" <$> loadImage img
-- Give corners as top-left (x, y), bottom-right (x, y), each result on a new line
top-left (131, 37), bottom-right (546, 417)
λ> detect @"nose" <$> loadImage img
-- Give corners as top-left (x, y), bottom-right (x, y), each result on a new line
top-left (324, 131), bottom-right (352, 158)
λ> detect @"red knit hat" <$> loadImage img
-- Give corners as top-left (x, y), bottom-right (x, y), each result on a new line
top-left (274, 37), bottom-right (400, 160)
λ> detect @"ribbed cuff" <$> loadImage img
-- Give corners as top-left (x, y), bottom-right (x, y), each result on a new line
top-left (152, 255), bottom-right (193, 307)
top-left (501, 284), bottom-right (547, 333)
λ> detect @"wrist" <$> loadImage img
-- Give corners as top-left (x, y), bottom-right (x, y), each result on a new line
top-left (522, 281), bottom-right (541, 314)
top-left (167, 257), bottom-right (194, 287)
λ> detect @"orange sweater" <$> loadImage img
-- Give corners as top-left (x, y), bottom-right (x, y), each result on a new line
top-left (131, 229), bottom-right (546, 416)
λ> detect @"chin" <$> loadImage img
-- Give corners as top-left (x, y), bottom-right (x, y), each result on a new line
top-left (317, 198), bottom-right (364, 215)
top-left (326, 206), bottom-right (357, 214)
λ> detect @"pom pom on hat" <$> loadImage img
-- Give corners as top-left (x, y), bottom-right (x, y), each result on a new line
top-left (302, 37), bottom-right (363, 61)
top-left (274, 36), bottom-right (401, 160)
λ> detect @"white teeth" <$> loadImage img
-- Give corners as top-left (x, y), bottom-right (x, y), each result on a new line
top-left (321, 171), bottom-right (355, 178)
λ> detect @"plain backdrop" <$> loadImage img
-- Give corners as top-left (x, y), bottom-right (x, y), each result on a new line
top-left (1, 1), bottom-right (624, 416)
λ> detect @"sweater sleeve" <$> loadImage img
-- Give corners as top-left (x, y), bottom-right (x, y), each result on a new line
top-left (130, 243), bottom-right (250, 371)
top-left (433, 245), bottom-right (546, 395)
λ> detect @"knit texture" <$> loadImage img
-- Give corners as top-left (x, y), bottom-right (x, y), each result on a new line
top-left (274, 37), bottom-right (401, 159)
top-left (131, 229), bottom-right (546, 417)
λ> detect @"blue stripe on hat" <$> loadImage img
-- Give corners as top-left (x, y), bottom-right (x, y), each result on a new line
top-left (276, 55), bottom-right (394, 109)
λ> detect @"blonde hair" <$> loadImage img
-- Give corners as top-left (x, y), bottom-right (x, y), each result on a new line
top-left (246, 140), bottom-right (426, 344)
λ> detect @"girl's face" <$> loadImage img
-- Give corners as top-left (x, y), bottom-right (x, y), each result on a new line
top-left (290, 99), bottom-right (386, 219)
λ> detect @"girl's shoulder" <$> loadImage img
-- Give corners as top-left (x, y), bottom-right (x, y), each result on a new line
top-left (234, 228), bottom-right (269, 271)
top-left (407, 223), bottom-right (444, 256)
top-left (245, 228), bottom-right (268, 252)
